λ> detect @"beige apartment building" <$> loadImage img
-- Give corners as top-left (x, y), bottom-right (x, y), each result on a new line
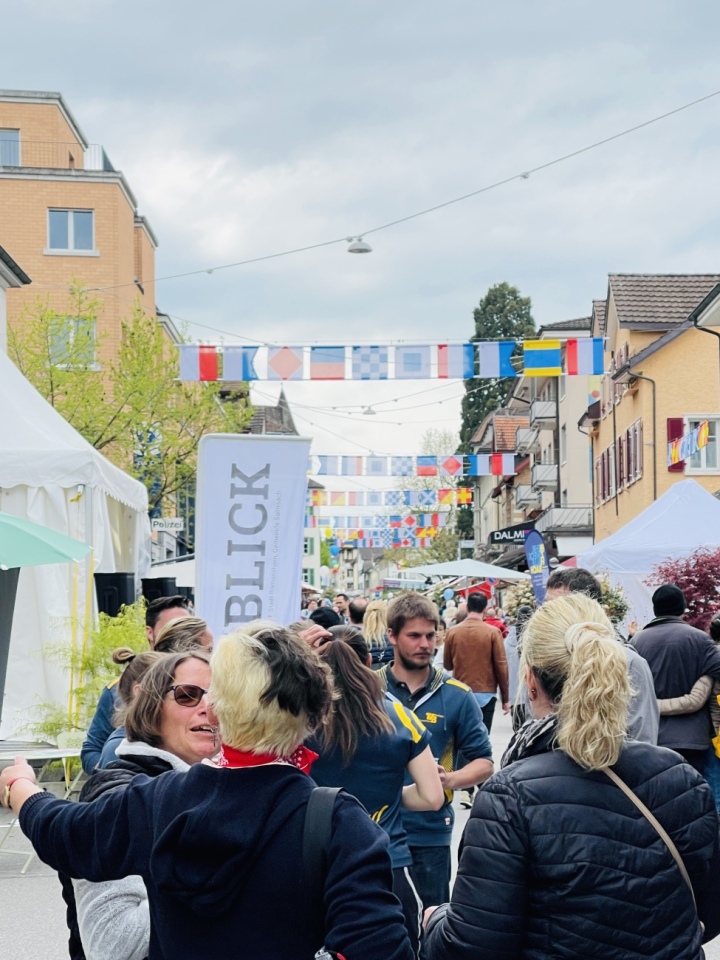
top-left (0, 89), bottom-right (157, 365)
top-left (588, 274), bottom-right (720, 541)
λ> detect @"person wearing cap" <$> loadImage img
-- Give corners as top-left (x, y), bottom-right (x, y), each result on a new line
top-left (633, 584), bottom-right (720, 771)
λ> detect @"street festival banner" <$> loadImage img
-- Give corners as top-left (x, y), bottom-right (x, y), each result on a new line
top-left (523, 529), bottom-right (550, 604)
top-left (309, 453), bottom-right (516, 477)
top-left (178, 338), bottom-right (605, 382)
top-left (667, 420), bottom-right (710, 466)
top-left (196, 434), bottom-right (311, 637)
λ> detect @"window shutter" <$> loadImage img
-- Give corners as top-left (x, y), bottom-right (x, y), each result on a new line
top-left (617, 437), bottom-right (624, 489)
top-left (667, 418), bottom-right (684, 473)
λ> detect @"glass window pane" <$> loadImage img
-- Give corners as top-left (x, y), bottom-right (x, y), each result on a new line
top-left (48, 210), bottom-right (68, 249)
top-left (0, 129), bottom-right (19, 166)
top-left (49, 318), bottom-right (72, 365)
top-left (74, 319), bottom-right (96, 365)
top-left (73, 211), bottom-right (93, 250)
top-left (706, 422), bottom-right (717, 469)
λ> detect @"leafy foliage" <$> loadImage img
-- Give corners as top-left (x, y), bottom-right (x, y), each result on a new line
top-left (457, 283), bottom-right (535, 539)
top-left (23, 600), bottom-right (148, 741)
top-left (502, 574), bottom-right (629, 623)
top-left (646, 548), bottom-right (720, 630)
top-left (8, 287), bottom-right (251, 516)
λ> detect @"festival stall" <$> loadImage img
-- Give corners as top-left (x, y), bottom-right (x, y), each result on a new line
top-left (577, 479), bottom-right (720, 626)
top-left (0, 351), bottom-right (150, 738)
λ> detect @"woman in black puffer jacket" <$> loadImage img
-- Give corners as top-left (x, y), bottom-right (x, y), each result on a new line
top-left (424, 593), bottom-right (720, 960)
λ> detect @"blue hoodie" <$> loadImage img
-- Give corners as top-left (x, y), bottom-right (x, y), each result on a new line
top-left (20, 762), bottom-right (413, 960)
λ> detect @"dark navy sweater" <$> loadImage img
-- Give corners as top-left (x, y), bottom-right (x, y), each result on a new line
top-left (21, 762), bottom-right (413, 960)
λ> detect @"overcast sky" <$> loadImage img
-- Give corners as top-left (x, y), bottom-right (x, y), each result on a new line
top-left (5, 1), bottom-right (720, 477)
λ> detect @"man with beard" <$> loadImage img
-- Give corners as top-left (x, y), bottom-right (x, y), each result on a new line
top-left (377, 593), bottom-right (493, 909)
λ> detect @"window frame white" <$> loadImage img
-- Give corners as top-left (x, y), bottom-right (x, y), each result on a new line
top-left (684, 415), bottom-right (720, 474)
top-left (45, 208), bottom-right (99, 256)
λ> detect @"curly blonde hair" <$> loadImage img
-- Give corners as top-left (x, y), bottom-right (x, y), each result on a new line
top-left (521, 593), bottom-right (630, 770)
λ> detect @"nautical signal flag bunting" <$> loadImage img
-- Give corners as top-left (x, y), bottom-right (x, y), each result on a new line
top-left (178, 339), bottom-right (605, 381)
top-left (309, 455), bottom-right (515, 477)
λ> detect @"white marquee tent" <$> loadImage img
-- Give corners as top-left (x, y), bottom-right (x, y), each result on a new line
top-left (0, 351), bottom-right (150, 738)
top-left (577, 479), bottom-right (720, 626)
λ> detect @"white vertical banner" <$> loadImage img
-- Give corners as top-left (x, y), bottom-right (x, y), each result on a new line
top-left (196, 434), bottom-right (312, 638)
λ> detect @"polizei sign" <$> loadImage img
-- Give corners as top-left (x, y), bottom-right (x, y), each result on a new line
top-left (195, 434), bottom-right (311, 638)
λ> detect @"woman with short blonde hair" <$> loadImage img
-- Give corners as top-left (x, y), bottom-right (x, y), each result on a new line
top-left (424, 593), bottom-right (720, 960)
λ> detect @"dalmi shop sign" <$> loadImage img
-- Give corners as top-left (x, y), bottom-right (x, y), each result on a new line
top-left (489, 522), bottom-right (534, 546)
top-left (195, 434), bottom-right (312, 638)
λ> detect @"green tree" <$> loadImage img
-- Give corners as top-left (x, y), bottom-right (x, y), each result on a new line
top-left (8, 287), bottom-right (251, 516)
top-left (456, 282), bottom-right (536, 538)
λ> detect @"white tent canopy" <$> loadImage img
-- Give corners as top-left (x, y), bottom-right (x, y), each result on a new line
top-left (405, 558), bottom-right (530, 581)
top-left (0, 351), bottom-right (151, 738)
top-left (578, 479), bottom-right (720, 626)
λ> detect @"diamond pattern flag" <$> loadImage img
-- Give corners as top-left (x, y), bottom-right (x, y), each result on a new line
top-left (395, 344), bottom-right (431, 379)
top-left (222, 346), bottom-right (259, 381)
top-left (267, 345), bottom-right (304, 380)
top-left (437, 343), bottom-right (474, 379)
top-left (440, 454), bottom-right (464, 477)
top-left (352, 345), bottom-right (389, 380)
top-left (310, 345), bottom-right (346, 380)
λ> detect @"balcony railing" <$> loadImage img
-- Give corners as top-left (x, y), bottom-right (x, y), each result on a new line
top-left (529, 398), bottom-right (556, 427)
top-left (0, 140), bottom-right (114, 172)
top-left (533, 504), bottom-right (593, 534)
top-left (515, 484), bottom-right (541, 507)
top-left (531, 462), bottom-right (558, 490)
top-left (516, 426), bottom-right (540, 455)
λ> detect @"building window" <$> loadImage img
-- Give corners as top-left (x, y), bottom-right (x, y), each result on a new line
top-left (49, 317), bottom-right (97, 367)
top-left (0, 129), bottom-right (20, 166)
top-left (560, 424), bottom-right (567, 464)
top-left (303, 537), bottom-right (314, 556)
top-left (302, 567), bottom-right (315, 586)
top-left (558, 375), bottom-right (566, 400)
top-left (47, 209), bottom-right (95, 252)
top-left (687, 418), bottom-right (719, 473)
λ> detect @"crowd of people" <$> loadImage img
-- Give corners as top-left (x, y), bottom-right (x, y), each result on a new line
top-left (3, 571), bottom-right (720, 959)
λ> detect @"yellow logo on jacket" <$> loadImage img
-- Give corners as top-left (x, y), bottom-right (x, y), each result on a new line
top-left (424, 712), bottom-right (444, 724)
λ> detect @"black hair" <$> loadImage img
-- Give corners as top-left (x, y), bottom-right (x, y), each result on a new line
top-left (467, 593), bottom-right (488, 614)
top-left (309, 607), bottom-right (344, 629)
top-left (145, 595), bottom-right (190, 629)
top-left (710, 614), bottom-right (720, 643)
top-left (652, 584), bottom-right (686, 618)
top-left (546, 567), bottom-right (602, 603)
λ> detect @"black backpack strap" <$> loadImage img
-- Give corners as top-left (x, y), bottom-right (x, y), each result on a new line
top-left (302, 786), bottom-right (340, 918)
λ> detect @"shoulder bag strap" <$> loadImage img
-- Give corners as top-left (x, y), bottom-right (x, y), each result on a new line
top-left (602, 767), bottom-right (702, 928)
top-left (302, 786), bottom-right (341, 914)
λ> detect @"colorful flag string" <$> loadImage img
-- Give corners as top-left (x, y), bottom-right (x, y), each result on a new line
top-left (178, 338), bottom-right (604, 382)
top-left (306, 488), bottom-right (473, 507)
top-left (309, 454), bottom-right (515, 477)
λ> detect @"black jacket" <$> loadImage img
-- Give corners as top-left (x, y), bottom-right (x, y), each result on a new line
top-left (633, 617), bottom-right (720, 750)
top-left (424, 740), bottom-right (720, 960)
top-left (59, 751), bottom-right (175, 960)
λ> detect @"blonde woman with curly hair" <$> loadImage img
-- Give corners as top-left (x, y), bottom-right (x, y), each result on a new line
top-left (424, 593), bottom-right (720, 960)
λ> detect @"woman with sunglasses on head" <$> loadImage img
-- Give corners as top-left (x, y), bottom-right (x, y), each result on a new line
top-left (60, 650), bottom-right (216, 960)
top-left (2, 624), bottom-right (413, 960)
top-left (308, 626), bottom-right (444, 958)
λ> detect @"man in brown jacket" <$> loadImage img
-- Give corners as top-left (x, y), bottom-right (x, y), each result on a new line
top-left (444, 592), bottom-right (510, 735)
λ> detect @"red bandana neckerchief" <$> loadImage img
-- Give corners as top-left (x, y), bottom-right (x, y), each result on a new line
top-left (216, 743), bottom-right (318, 775)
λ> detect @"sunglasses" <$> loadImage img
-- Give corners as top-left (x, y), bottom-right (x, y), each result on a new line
top-left (166, 683), bottom-right (208, 707)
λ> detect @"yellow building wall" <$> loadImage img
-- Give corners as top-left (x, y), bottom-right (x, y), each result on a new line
top-left (2, 176), bottom-right (156, 366)
top-left (0, 101), bottom-right (85, 168)
top-left (593, 323), bottom-right (720, 540)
